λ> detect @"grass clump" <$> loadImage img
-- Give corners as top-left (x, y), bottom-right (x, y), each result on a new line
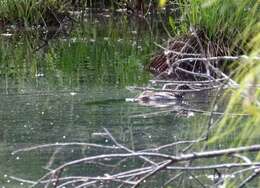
top-left (0, 0), bottom-right (73, 27)
top-left (209, 25), bottom-right (260, 187)
top-left (167, 0), bottom-right (259, 53)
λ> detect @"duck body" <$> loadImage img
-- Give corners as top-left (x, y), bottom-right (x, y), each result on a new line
top-left (125, 90), bottom-right (183, 107)
top-left (136, 91), bottom-right (182, 102)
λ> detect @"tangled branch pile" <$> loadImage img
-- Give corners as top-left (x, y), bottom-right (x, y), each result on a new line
top-left (10, 129), bottom-right (260, 188)
top-left (127, 28), bottom-right (260, 105)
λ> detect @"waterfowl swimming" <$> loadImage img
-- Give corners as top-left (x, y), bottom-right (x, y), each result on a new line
top-left (124, 91), bottom-right (182, 107)
top-left (136, 91), bottom-right (182, 102)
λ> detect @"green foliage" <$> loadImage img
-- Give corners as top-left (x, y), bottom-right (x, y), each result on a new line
top-left (0, 0), bottom-right (72, 25)
top-left (159, 0), bottom-right (167, 7)
top-left (0, 18), bottom-right (157, 87)
top-left (211, 26), bottom-right (260, 142)
top-left (205, 14), bottom-right (260, 188)
top-left (165, 0), bottom-right (259, 53)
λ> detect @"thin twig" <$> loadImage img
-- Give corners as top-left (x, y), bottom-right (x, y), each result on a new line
top-left (12, 142), bottom-right (119, 155)
top-left (132, 160), bottom-right (173, 188)
top-left (104, 128), bottom-right (157, 166)
top-left (238, 168), bottom-right (260, 188)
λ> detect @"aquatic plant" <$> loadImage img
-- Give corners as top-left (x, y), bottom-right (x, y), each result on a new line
top-left (163, 0), bottom-right (259, 53)
top-left (0, 0), bottom-right (75, 26)
top-left (0, 16), bottom-right (157, 87)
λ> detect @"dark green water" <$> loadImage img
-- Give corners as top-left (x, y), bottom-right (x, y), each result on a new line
top-left (0, 16), bottom-right (231, 188)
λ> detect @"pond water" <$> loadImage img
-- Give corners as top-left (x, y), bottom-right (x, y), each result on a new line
top-left (0, 16), bottom-right (230, 187)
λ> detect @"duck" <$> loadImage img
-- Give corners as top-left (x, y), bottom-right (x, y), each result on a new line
top-left (125, 90), bottom-right (183, 107)
top-left (136, 91), bottom-right (182, 102)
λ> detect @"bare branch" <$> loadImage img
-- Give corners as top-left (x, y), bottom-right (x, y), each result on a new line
top-left (238, 168), bottom-right (260, 188)
top-left (12, 142), bottom-right (119, 155)
top-left (132, 160), bottom-right (173, 188)
top-left (104, 128), bottom-right (157, 166)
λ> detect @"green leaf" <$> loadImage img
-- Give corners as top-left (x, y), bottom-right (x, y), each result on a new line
top-left (159, 0), bottom-right (167, 8)
top-left (169, 16), bottom-right (176, 33)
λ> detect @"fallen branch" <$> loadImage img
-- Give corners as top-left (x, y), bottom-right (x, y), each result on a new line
top-left (12, 142), bottom-right (119, 155)
top-left (11, 138), bottom-right (260, 188)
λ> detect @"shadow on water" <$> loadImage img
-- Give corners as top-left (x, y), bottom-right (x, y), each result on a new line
top-left (0, 15), bottom-right (236, 187)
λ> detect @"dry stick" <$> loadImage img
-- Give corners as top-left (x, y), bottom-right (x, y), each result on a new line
top-left (215, 166), bottom-right (257, 186)
top-left (109, 161), bottom-right (166, 178)
top-left (103, 128), bottom-right (157, 166)
top-left (177, 171), bottom-right (185, 187)
top-left (166, 163), bottom-right (260, 171)
top-left (85, 160), bottom-right (121, 168)
top-left (188, 171), bottom-right (207, 188)
top-left (118, 176), bottom-right (138, 188)
top-left (73, 178), bottom-right (135, 188)
top-left (56, 179), bottom-right (90, 188)
top-left (130, 107), bottom-right (247, 119)
top-left (154, 42), bottom-right (202, 57)
top-left (128, 86), bottom-right (224, 93)
top-left (179, 35), bottom-right (198, 58)
top-left (142, 139), bottom-right (200, 152)
top-left (192, 28), bottom-right (211, 77)
top-left (56, 167), bottom-right (138, 187)
top-left (37, 172), bottom-right (138, 187)
top-left (110, 162), bottom-right (260, 180)
top-left (74, 181), bottom-right (97, 188)
top-left (132, 160), bottom-right (173, 188)
top-left (49, 168), bottom-right (63, 188)
top-left (31, 145), bottom-right (260, 187)
top-left (110, 157), bottom-right (129, 174)
top-left (176, 67), bottom-right (216, 80)
top-left (160, 82), bottom-right (219, 90)
top-left (165, 165), bottom-right (260, 187)
top-left (22, 142), bottom-right (260, 187)
top-left (12, 142), bottom-right (119, 155)
top-left (238, 168), bottom-right (260, 188)
top-left (144, 0), bottom-right (153, 16)
top-left (44, 147), bottom-right (62, 171)
top-left (10, 176), bottom-right (36, 185)
top-left (207, 62), bottom-right (239, 87)
top-left (10, 163), bottom-right (260, 186)
top-left (28, 153), bottom-right (172, 188)
top-left (171, 55), bottom-right (257, 68)
top-left (10, 176), bottom-right (89, 185)
top-left (232, 153), bottom-right (252, 164)
top-left (161, 172), bottom-right (184, 188)
top-left (82, 178), bottom-right (137, 188)
top-left (168, 55), bottom-right (259, 83)
top-left (116, 168), bottom-right (154, 179)
top-left (150, 78), bottom-right (228, 84)
top-left (204, 82), bottom-right (227, 142)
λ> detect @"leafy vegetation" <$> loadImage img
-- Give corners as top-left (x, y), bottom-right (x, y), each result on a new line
top-left (166, 0), bottom-right (259, 52)
top-left (0, 18), bottom-right (158, 87)
top-left (0, 0), bottom-right (69, 26)
top-left (159, 0), bottom-right (260, 186)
